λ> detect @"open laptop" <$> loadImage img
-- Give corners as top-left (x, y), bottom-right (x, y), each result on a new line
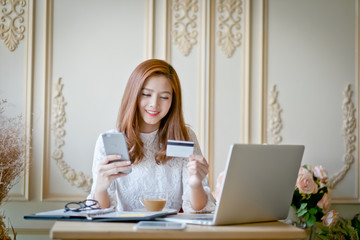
top-left (161, 144), bottom-right (304, 225)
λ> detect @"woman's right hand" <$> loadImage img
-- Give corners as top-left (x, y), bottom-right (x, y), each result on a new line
top-left (95, 155), bottom-right (132, 192)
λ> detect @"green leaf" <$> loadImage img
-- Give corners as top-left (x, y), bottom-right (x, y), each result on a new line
top-left (307, 215), bottom-right (316, 226)
top-left (304, 213), bottom-right (310, 222)
top-left (299, 203), bottom-right (307, 210)
top-left (297, 209), bottom-right (307, 217)
top-left (309, 208), bottom-right (317, 215)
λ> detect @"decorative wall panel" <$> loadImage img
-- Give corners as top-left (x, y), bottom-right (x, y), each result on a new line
top-left (328, 84), bottom-right (357, 189)
top-left (212, 0), bottom-right (248, 185)
top-left (216, 0), bottom-right (242, 58)
top-left (43, 0), bottom-right (148, 200)
top-left (266, 84), bottom-right (357, 192)
top-left (0, 0), bottom-right (26, 51)
top-left (268, 85), bottom-right (283, 144)
top-left (265, 0), bottom-right (359, 202)
top-left (0, 0), bottom-right (33, 201)
top-left (171, 0), bottom-right (198, 56)
top-left (51, 78), bottom-right (92, 193)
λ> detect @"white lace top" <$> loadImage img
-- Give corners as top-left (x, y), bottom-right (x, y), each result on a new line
top-left (88, 127), bottom-right (216, 213)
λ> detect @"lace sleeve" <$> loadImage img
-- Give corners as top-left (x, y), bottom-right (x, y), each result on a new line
top-left (181, 128), bottom-right (216, 213)
top-left (87, 131), bottom-right (117, 209)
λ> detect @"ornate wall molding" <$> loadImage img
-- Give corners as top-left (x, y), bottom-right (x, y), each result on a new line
top-left (268, 85), bottom-right (283, 144)
top-left (216, 0), bottom-right (242, 58)
top-left (171, 0), bottom-right (198, 56)
top-left (51, 78), bottom-right (92, 193)
top-left (0, 0), bottom-right (26, 51)
top-left (328, 84), bottom-right (357, 188)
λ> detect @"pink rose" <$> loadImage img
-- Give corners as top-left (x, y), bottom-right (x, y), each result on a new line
top-left (322, 210), bottom-right (339, 227)
top-left (299, 165), bottom-right (311, 175)
top-left (317, 193), bottom-right (331, 211)
top-left (213, 171), bottom-right (225, 202)
top-left (313, 165), bottom-right (328, 182)
top-left (296, 171), bottom-right (318, 194)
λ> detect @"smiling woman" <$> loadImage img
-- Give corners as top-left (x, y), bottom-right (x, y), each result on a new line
top-left (87, 59), bottom-right (216, 213)
top-left (117, 59), bottom-right (187, 165)
top-left (138, 75), bottom-right (173, 133)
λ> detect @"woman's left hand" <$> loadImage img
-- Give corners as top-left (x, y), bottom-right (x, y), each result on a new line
top-left (187, 155), bottom-right (209, 189)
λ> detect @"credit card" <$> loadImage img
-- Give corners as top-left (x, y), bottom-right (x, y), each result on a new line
top-left (166, 140), bottom-right (194, 158)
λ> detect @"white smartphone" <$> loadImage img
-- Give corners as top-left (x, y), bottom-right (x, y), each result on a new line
top-left (134, 221), bottom-right (186, 230)
top-left (102, 132), bottom-right (132, 174)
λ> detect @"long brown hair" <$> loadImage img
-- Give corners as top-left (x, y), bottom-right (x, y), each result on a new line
top-left (117, 59), bottom-right (189, 164)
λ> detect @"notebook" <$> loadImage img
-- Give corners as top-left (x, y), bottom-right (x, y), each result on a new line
top-left (160, 144), bottom-right (304, 225)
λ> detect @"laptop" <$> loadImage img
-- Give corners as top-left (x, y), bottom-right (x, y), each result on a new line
top-left (161, 144), bottom-right (304, 225)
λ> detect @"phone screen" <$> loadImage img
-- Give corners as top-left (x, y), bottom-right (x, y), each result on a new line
top-left (134, 221), bottom-right (186, 230)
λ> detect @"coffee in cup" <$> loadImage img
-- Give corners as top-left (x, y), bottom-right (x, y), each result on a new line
top-left (140, 192), bottom-right (167, 211)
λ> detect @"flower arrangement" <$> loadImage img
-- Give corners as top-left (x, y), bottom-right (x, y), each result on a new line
top-left (0, 99), bottom-right (26, 240)
top-left (316, 213), bottom-right (359, 240)
top-left (290, 164), bottom-right (360, 239)
top-left (291, 164), bottom-right (334, 228)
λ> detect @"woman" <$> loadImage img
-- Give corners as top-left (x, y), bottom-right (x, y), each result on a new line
top-left (88, 59), bottom-right (215, 212)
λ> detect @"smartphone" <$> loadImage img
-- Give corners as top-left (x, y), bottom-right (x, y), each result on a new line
top-left (134, 221), bottom-right (186, 230)
top-left (102, 132), bottom-right (132, 174)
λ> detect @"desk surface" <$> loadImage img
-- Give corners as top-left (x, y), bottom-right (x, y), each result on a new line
top-left (51, 220), bottom-right (306, 240)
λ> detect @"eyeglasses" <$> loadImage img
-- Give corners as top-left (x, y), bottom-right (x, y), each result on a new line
top-left (64, 199), bottom-right (101, 212)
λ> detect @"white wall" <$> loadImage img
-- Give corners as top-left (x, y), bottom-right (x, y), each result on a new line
top-left (1, 0), bottom-right (359, 239)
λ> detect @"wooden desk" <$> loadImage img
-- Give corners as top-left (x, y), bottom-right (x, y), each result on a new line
top-left (51, 220), bottom-right (306, 240)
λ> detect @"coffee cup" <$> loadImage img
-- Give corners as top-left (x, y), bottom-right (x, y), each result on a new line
top-left (140, 192), bottom-right (167, 211)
